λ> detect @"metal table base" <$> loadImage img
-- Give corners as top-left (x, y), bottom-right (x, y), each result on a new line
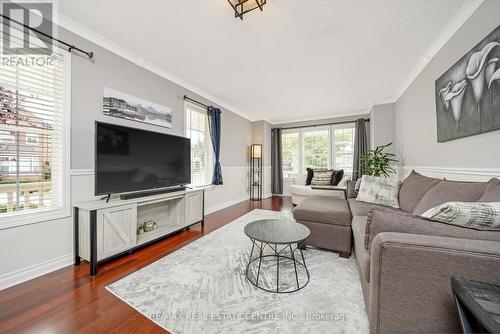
top-left (245, 239), bottom-right (310, 293)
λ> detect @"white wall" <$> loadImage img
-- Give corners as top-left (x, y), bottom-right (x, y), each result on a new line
top-left (0, 26), bottom-right (252, 289)
top-left (395, 0), bottom-right (500, 175)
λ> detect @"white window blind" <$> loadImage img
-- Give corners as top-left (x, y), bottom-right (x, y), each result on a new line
top-left (184, 101), bottom-right (214, 187)
top-left (0, 30), bottom-right (70, 224)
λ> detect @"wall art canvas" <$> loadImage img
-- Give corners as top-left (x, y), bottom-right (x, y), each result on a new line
top-left (103, 88), bottom-right (172, 128)
top-left (435, 25), bottom-right (500, 142)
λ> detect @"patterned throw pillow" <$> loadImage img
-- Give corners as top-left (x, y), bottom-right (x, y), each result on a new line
top-left (356, 175), bottom-right (400, 208)
top-left (311, 169), bottom-right (334, 186)
top-left (422, 202), bottom-right (500, 228)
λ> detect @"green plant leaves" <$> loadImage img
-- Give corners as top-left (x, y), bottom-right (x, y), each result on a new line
top-left (360, 142), bottom-right (398, 177)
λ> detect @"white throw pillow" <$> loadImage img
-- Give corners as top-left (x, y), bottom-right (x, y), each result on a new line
top-left (422, 202), bottom-right (500, 229)
top-left (356, 175), bottom-right (400, 208)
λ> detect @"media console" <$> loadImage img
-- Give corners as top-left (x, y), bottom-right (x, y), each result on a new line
top-left (73, 188), bottom-right (204, 275)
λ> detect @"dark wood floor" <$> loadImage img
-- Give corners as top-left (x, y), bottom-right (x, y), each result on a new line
top-left (0, 196), bottom-right (293, 334)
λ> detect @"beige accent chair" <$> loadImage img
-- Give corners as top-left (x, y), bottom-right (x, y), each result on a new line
top-left (290, 174), bottom-right (349, 205)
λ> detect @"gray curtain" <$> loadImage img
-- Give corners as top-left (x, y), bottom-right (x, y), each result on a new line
top-left (271, 128), bottom-right (283, 194)
top-left (352, 119), bottom-right (368, 181)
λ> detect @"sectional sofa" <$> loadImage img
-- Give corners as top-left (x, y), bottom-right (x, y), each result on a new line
top-left (293, 171), bottom-right (500, 333)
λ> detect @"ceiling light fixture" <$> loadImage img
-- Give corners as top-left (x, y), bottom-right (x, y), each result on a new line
top-left (227, 0), bottom-right (266, 20)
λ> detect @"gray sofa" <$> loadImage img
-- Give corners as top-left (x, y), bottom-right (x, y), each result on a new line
top-left (293, 171), bottom-right (500, 333)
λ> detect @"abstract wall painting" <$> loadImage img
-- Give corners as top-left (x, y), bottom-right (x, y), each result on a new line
top-left (435, 25), bottom-right (500, 142)
top-left (103, 87), bottom-right (172, 128)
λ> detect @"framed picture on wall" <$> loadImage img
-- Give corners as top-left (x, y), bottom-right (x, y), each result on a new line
top-left (435, 25), bottom-right (500, 142)
top-left (103, 87), bottom-right (172, 128)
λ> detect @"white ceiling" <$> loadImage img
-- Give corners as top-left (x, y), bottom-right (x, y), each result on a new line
top-left (57, 0), bottom-right (478, 123)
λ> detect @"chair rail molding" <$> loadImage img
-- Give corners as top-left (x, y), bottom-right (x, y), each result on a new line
top-left (400, 165), bottom-right (500, 181)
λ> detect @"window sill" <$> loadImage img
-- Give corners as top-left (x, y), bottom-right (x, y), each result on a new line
top-left (0, 207), bottom-right (71, 230)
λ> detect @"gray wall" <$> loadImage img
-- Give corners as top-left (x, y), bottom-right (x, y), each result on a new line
top-left (252, 120), bottom-right (272, 168)
top-left (370, 103), bottom-right (396, 153)
top-left (395, 0), bottom-right (500, 168)
top-left (65, 28), bottom-right (251, 170)
top-left (252, 120), bottom-right (272, 196)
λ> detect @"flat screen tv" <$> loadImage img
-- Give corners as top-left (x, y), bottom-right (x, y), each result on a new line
top-left (95, 122), bottom-right (191, 195)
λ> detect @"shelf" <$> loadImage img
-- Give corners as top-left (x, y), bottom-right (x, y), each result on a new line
top-left (136, 224), bottom-right (180, 245)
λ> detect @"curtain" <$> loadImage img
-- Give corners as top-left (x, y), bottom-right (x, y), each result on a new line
top-left (352, 118), bottom-right (368, 181)
top-left (207, 106), bottom-right (223, 185)
top-left (271, 128), bottom-right (283, 194)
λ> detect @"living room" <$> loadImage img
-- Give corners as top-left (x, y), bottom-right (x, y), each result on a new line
top-left (0, 1), bottom-right (499, 333)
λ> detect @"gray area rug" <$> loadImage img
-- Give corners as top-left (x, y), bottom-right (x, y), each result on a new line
top-left (106, 209), bottom-right (368, 333)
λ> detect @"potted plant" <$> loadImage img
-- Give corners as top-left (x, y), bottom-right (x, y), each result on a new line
top-left (360, 143), bottom-right (398, 177)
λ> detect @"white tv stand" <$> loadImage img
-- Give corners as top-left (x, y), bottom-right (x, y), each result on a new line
top-left (73, 188), bottom-right (204, 275)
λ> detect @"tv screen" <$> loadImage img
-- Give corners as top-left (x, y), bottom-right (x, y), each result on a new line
top-left (95, 122), bottom-right (191, 195)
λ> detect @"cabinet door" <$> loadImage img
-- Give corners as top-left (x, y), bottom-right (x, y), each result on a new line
top-left (97, 204), bottom-right (137, 260)
top-left (184, 191), bottom-right (203, 226)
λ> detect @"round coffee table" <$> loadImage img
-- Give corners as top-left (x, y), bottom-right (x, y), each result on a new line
top-left (244, 219), bottom-right (311, 293)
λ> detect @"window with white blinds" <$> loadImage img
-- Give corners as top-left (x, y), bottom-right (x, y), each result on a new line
top-left (184, 101), bottom-right (214, 187)
top-left (0, 31), bottom-right (70, 225)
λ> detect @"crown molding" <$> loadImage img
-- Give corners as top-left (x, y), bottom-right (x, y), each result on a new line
top-left (390, 0), bottom-right (485, 103)
top-left (270, 109), bottom-right (369, 126)
top-left (56, 14), bottom-right (255, 122)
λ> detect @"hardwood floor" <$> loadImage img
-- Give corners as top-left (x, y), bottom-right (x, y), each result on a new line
top-left (0, 196), bottom-right (293, 334)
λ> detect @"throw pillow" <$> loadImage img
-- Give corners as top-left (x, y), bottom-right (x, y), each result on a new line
top-left (346, 180), bottom-right (358, 198)
top-left (398, 170), bottom-right (441, 213)
top-left (422, 202), bottom-right (500, 229)
top-left (331, 169), bottom-right (344, 186)
top-left (311, 169), bottom-right (334, 186)
top-left (355, 178), bottom-right (362, 191)
top-left (357, 175), bottom-right (400, 208)
top-left (479, 178), bottom-right (500, 202)
top-left (305, 168), bottom-right (314, 185)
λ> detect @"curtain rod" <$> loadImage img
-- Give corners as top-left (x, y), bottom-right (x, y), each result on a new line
top-left (279, 118), bottom-right (370, 130)
top-left (183, 95), bottom-right (209, 109)
top-left (1, 14), bottom-right (94, 59)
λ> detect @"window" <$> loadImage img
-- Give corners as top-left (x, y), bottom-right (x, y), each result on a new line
top-left (0, 41), bottom-right (70, 225)
top-left (0, 130), bottom-right (14, 142)
top-left (281, 131), bottom-right (300, 178)
top-left (332, 125), bottom-right (355, 175)
top-left (184, 101), bottom-right (214, 187)
top-left (302, 128), bottom-right (329, 170)
top-left (25, 133), bottom-right (39, 145)
top-left (281, 123), bottom-right (356, 178)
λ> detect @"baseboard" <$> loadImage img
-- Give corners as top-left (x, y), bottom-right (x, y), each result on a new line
top-left (0, 254), bottom-right (73, 291)
top-left (205, 196), bottom-right (250, 215)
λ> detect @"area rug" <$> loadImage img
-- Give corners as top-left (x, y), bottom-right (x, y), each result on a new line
top-left (106, 209), bottom-right (368, 334)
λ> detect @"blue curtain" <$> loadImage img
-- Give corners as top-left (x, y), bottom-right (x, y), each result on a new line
top-left (207, 106), bottom-right (223, 185)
